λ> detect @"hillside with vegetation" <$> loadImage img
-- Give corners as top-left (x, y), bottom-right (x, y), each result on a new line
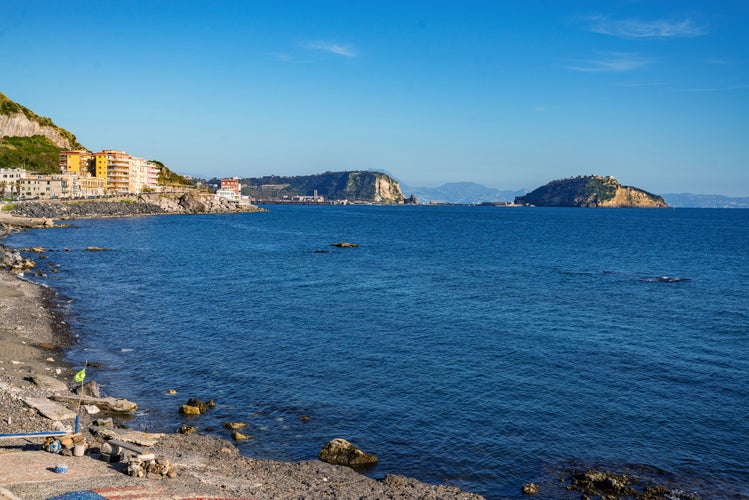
top-left (515, 175), bottom-right (668, 208)
top-left (149, 160), bottom-right (194, 188)
top-left (1, 92), bottom-right (84, 152)
top-left (0, 91), bottom-right (86, 173)
top-left (241, 171), bottom-right (406, 203)
top-left (0, 135), bottom-right (64, 174)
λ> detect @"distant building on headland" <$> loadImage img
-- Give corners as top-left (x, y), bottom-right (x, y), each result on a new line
top-left (216, 177), bottom-right (241, 201)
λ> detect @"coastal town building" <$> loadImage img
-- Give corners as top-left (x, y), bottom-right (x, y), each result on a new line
top-left (67, 173), bottom-right (106, 198)
top-left (60, 150), bottom-right (94, 175)
top-left (0, 168), bottom-right (25, 199)
top-left (290, 193), bottom-right (325, 203)
top-left (91, 150), bottom-right (159, 194)
top-left (146, 161), bottom-right (159, 189)
top-left (216, 177), bottom-right (241, 201)
top-left (62, 149), bottom-right (157, 196)
top-left (4, 147), bottom-right (158, 200)
top-left (19, 174), bottom-right (66, 199)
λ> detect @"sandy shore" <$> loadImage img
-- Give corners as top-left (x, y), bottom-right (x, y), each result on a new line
top-left (0, 217), bottom-right (484, 499)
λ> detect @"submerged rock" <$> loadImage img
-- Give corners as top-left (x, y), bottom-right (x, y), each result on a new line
top-left (568, 469), bottom-right (636, 497)
top-left (231, 430), bottom-right (251, 441)
top-left (330, 242), bottom-right (359, 248)
top-left (179, 404), bottom-right (201, 416)
top-left (186, 398), bottom-right (208, 413)
top-left (521, 483), bottom-right (539, 495)
top-left (318, 438), bottom-right (378, 467)
top-left (222, 422), bottom-right (247, 430)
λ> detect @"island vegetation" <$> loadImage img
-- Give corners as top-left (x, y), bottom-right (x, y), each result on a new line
top-left (515, 175), bottom-right (668, 208)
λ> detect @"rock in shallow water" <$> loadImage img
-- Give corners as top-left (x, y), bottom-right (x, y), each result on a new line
top-left (179, 404), bottom-right (201, 416)
top-left (318, 438), bottom-right (378, 467)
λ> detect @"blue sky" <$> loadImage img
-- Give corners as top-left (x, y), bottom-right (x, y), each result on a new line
top-left (2, 1), bottom-right (748, 195)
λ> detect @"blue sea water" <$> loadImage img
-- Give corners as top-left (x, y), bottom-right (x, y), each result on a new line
top-left (5, 206), bottom-right (749, 498)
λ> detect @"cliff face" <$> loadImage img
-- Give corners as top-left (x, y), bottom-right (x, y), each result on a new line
top-left (242, 171), bottom-right (406, 203)
top-left (0, 92), bottom-right (83, 150)
top-left (372, 173), bottom-right (403, 203)
top-left (0, 113), bottom-right (76, 150)
top-left (349, 171), bottom-right (405, 203)
top-left (515, 175), bottom-right (668, 208)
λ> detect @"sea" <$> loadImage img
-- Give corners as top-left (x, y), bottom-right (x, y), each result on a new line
top-left (5, 206), bottom-right (749, 499)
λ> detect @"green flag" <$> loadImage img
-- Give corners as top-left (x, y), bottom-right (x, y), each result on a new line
top-left (74, 368), bottom-right (86, 383)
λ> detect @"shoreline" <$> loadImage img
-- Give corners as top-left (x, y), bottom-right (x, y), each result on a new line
top-left (1, 208), bottom-right (729, 499)
top-left (0, 215), bottom-right (486, 499)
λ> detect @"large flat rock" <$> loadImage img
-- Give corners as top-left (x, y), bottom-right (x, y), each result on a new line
top-left (31, 375), bottom-right (70, 393)
top-left (22, 398), bottom-right (77, 421)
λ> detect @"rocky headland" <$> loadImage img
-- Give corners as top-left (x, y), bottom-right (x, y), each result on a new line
top-left (240, 171), bottom-right (407, 204)
top-left (515, 175), bottom-right (668, 208)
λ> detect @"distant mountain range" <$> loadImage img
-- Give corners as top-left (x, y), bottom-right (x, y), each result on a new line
top-left (399, 182), bottom-right (525, 205)
top-left (399, 180), bottom-right (748, 208)
top-left (660, 193), bottom-right (749, 209)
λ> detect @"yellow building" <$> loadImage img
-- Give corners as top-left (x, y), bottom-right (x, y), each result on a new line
top-left (60, 150), bottom-right (94, 175)
top-left (94, 150), bottom-right (153, 194)
top-left (94, 152), bottom-right (108, 189)
top-left (95, 150), bottom-right (133, 193)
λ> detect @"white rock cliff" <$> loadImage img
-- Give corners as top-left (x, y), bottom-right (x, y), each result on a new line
top-left (0, 113), bottom-right (74, 149)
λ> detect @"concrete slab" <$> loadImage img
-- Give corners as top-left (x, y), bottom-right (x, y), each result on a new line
top-left (105, 431), bottom-right (164, 448)
top-left (22, 398), bottom-right (77, 421)
top-left (31, 375), bottom-right (70, 393)
top-left (0, 450), bottom-right (119, 485)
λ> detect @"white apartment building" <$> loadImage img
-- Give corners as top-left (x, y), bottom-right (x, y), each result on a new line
top-left (0, 168), bottom-right (25, 199)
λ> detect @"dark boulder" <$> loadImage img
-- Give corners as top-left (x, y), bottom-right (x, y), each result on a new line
top-left (186, 398), bottom-right (208, 413)
top-left (318, 438), bottom-right (378, 467)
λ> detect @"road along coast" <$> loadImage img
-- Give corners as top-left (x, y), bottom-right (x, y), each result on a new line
top-left (0, 211), bottom-right (484, 499)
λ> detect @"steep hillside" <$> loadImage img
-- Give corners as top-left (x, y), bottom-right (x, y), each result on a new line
top-left (0, 92), bottom-right (87, 173)
top-left (515, 175), bottom-right (668, 208)
top-left (0, 135), bottom-right (64, 174)
top-left (148, 159), bottom-right (194, 188)
top-left (0, 92), bottom-right (83, 150)
top-left (242, 171), bottom-right (405, 203)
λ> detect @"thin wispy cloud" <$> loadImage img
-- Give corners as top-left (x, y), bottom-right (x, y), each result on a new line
top-left (706, 57), bottom-right (736, 66)
top-left (614, 81), bottom-right (666, 88)
top-left (303, 41), bottom-right (358, 58)
top-left (565, 52), bottom-right (653, 73)
top-left (678, 84), bottom-right (749, 92)
top-left (586, 16), bottom-right (707, 39)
